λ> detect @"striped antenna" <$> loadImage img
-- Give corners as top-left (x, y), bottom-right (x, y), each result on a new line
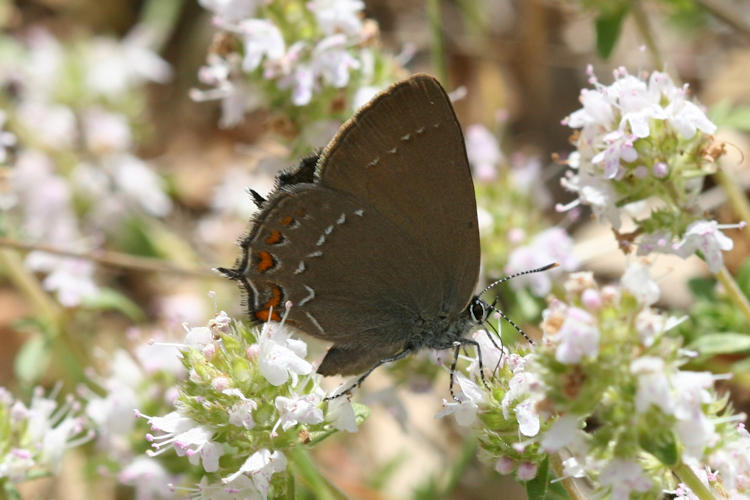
top-left (478, 262), bottom-right (559, 296)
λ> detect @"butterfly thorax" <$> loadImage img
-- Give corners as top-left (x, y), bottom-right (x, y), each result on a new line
top-left (406, 306), bottom-right (478, 351)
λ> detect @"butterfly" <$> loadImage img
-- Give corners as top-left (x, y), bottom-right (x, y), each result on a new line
top-left (219, 74), bottom-right (554, 397)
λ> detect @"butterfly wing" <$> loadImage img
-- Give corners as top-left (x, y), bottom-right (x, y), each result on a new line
top-left (234, 184), bottom-right (437, 373)
top-left (317, 74), bottom-right (480, 317)
top-left (228, 74), bottom-right (480, 375)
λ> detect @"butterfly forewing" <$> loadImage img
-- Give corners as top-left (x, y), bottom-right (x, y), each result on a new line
top-left (231, 74), bottom-right (481, 375)
top-left (317, 74), bottom-right (480, 315)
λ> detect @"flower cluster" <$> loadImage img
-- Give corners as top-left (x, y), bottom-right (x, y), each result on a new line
top-left (0, 386), bottom-right (93, 486)
top-left (560, 66), bottom-right (742, 273)
top-left (138, 309), bottom-right (364, 499)
top-left (0, 27), bottom-right (172, 305)
top-left (81, 335), bottom-right (187, 499)
top-left (439, 263), bottom-right (750, 498)
top-left (194, 0), bottom-right (401, 149)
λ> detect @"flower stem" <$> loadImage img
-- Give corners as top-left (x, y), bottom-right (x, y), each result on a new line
top-left (426, 0), bottom-right (447, 84)
top-left (0, 248), bottom-right (61, 324)
top-left (0, 237), bottom-right (217, 278)
top-left (673, 461), bottom-right (718, 500)
top-left (714, 166), bottom-right (750, 243)
top-left (549, 453), bottom-right (588, 500)
top-left (286, 445), bottom-right (347, 500)
top-left (716, 265), bottom-right (750, 326)
top-left (630, 0), bottom-right (664, 69)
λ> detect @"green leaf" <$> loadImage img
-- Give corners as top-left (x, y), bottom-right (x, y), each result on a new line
top-left (80, 287), bottom-right (145, 321)
top-left (689, 332), bottom-right (750, 356)
top-left (14, 335), bottom-right (51, 384)
top-left (595, 5), bottom-right (629, 59)
top-left (687, 277), bottom-right (716, 300)
top-left (525, 457), bottom-right (570, 500)
top-left (640, 429), bottom-right (680, 466)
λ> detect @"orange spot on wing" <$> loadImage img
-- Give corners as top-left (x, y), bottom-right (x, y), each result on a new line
top-left (295, 208), bottom-right (306, 217)
top-left (255, 283), bottom-right (283, 322)
top-left (281, 216), bottom-right (294, 226)
top-left (265, 230), bottom-right (283, 245)
top-left (256, 251), bottom-right (275, 272)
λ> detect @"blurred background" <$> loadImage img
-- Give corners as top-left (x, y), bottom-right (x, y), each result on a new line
top-left (1, 0), bottom-right (750, 498)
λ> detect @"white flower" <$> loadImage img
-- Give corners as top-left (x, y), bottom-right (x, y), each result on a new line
top-left (552, 307), bottom-right (600, 364)
top-left (559, 170), bottom-right (621, 228)
top-left (664, 97), bottom-right (717, 139)
top-left (307, 0), bottom-right (365, 36)
top-left (17, 102), bottom-right (77, 150)
top-left (631, 356), bottom-right (673, 414)
top-left (237, 19), bottom-right (285, 72)
top-left (621, 261), bottom-right (660, 306)
top-left (465, 124), bottom-right (502, 181)
top-left (272, 393), bottom-right (324, 435)
top-left (515, 399), bottom-right (540, 437)
top-left (466, 329), bottom-right (505, 380)
top-left (145, 413), bottom-right (223, 472)
top-left (84, 27), bottom-right (171, 96)
top-left (257, 323), bottom-right (313, 386)
top-left (542, 415), bottom-right (580, 452)
top-left (82, 108), bottom-right (132, 154)
top-left (566, 87), bottom-right (615, 129)
top-left (223, 448), bottom-right (287, 499)
top-left (224, 389), bottom-right (259, 429)
top-left (311, 35), bottom-right (360, 88)
top-left (435, 373), bottom-right (485, 426)
top-left (590, 130), bottom-right (637, 178)
top-left (674, 220), bottom-right (734, 273)
top-left (326, 396), bottom-right (358, 432)
top-left (517, 462), bottom-right (538, 481)
top-left (279, 63), bottom-right (316, 106)
top-left (28, 256), bottom-right (99, 307)
top-left (1, 387), bottom-right (92, 480)
top-left (117, 457), bottom-right (174, 499)
top-left (195, 475), bottom-right (262, 499)
top-left (614, 73), bottom-right (664, 138)
top-left (108, 154), bottom-right (172, 217)
top-left (599, 459), bottom-right (652, 500)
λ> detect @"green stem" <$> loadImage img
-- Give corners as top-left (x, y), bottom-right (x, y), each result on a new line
top-left (716, 265), bottom-right (750, 327)
top-left (139, 0), bottom-right (185, 50)
top-left (2, 479), bottom-right (22, 500)
top-left (630, 0), bottom-right (664, 69)
top-left (714, 166), bottom-right (750, 244)
top-left (286, 445), bottom-right (347, 500)
top-left (549, 453), bottom-right (588, 500)
top-left (0, 248), bottom-right (87, 386)
top-left (673, 461), bottom-right (718, 500)
top-left (0, 248), bottom-right (61, 325)
top-left (426, 0), bottom-right (447, 84)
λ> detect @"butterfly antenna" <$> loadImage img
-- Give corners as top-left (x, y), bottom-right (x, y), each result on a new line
top-left (479, 262), bottom-right (559, 296)
top-left (486, 300), bottom-right (535, 345)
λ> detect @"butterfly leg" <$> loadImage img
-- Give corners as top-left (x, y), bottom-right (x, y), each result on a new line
top-left (481, 319), bottom-right (506, 377)
top-left (449, 338), bottom-right (491, 401)
top-left (324, 348), bottom-right (412, 401)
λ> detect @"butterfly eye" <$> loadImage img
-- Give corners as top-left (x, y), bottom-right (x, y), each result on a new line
top-left (469, 298), bottom-right (488, 323)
